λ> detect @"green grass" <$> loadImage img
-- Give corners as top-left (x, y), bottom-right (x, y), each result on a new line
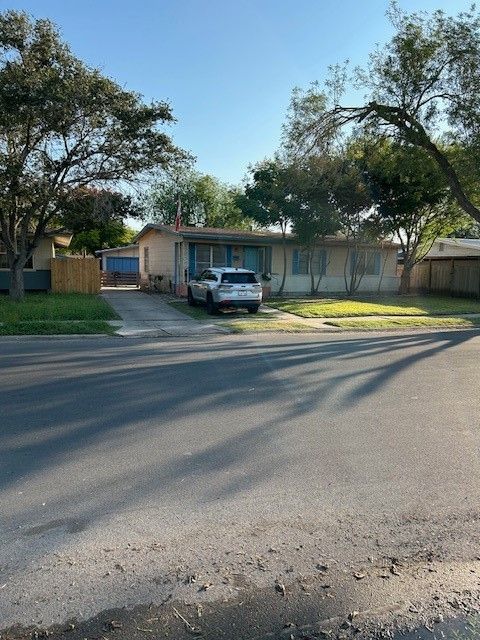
top-left (168, 300), bottom-right (269, 320)
top-left (0, 292), bottom-right (119, 322)
top-left (222, 319), bottom-right (314, 333)
top-left (324, 316), bottom-right (480, 330)
top-left (168, 301), bottom-right (210, 320)
top-left (267, 295), bottom-right (480, 318)
top-left (0, 320), bottom-right (116, 335)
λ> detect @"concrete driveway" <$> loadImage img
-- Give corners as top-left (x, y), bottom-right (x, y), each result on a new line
top-left (102, 288), bottom-right (226, 336)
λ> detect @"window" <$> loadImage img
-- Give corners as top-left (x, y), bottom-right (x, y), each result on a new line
top-left (351, 250), bottom-right (380, 276)
top-left (312, 249), bottom-right (327, 275)
top-left (221, 272), bottom-right (258, 284)
top-left (297, 250), bottom-right (309, 275)
top-left (438, 242), bottom-right (445, 252)
top-left (196, 244), bottom-right (227, 272)
top-left (212, 245), bottom-right (226, 267)
top-left (0, 242), bottom-right (33, 269)
top-left (143, 246), bottom-right (150, 272)
top-left (292, 248), bottom-right (326, 275)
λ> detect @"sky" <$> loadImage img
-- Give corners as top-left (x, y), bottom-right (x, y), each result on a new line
top-left (3, 0), bottom-right (472, 188)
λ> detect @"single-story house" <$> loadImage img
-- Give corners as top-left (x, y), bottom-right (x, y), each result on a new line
top-left (425, 238), bottom-right (480, 258)
top-left (132, 224), bottom-right (400, 296)
top-left (0, 231), bottom-right (73, 291)
top-left (96, 244), bottom-right (139, 272)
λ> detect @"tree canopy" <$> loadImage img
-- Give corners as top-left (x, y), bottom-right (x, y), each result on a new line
top-left (144, 169), bottom-right (251, 229)
top-left (0, 10), bottom-right (185, 298)
top-left (285, 3), bottom-right (480, 226)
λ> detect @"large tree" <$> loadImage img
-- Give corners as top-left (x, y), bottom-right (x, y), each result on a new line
top-left (357, 139), bottom-right (470, 292)
top-left (0, 11), bottom-right (184, 299)
top-left (288, 157), bottom-right (340, 295)
top-left (285, 4), bottom-right (480, 226)
top-left (236, 160), bottom-right (298, 295)
top-left (144, 169), bottom-right (251, 229)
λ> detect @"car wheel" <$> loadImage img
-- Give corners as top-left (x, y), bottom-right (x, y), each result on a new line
top-left (247, 306), bottom-right (260, 314)
top-left (206, 294), bottom-right (218, 315)
top-left (187, 287), bottom-right (196, 306)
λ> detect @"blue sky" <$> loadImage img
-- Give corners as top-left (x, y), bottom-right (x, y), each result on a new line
top-left (5, 0), bottom-right (471, 186)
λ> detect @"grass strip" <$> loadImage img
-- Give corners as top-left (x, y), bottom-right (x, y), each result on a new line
top-left (324, 316), bottom-right (480, 330)
top-left (267, 296), bottom-right (480, 318)
top-left (0, 320), bottom-right (116, 335)
top-left (0, 293), bottom-right (119, 322)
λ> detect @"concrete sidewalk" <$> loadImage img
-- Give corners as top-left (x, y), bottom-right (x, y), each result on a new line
top-left (101, 288), bottom-right (227, 337)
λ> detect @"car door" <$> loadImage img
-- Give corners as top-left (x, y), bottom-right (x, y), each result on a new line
top-left (196, 270), bottom-right (212, 302)
top-left (191, 270), bottom-right (208, 301)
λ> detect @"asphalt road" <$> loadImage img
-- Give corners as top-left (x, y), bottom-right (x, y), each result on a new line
top-left (1, 330), bottom-right (480, 637)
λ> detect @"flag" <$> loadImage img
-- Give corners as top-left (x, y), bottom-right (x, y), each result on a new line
top-left (175, 195), bottom-right (182, 231)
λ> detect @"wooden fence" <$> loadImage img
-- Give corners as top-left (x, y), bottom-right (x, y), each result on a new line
top-left (51, 257), bottom-right (101, 294)
top-left (410, 257), bottom-right (480, 298)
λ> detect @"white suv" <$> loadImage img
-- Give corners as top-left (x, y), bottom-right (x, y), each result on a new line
top-left (187, 267), bottom-right (262, 315)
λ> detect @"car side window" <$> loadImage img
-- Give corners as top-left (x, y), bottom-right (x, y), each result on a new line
top-left (199, 270), bottom-right (210, 280)
top-left (206, 272), bottom-right (218, 282)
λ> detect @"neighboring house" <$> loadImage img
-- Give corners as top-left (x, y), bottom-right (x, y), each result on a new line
top-left (132, 224), bottom-right (399, 296)
top-left (96, 244), bottom-right (139, 272)
top-left (0, 231), bottom-right (72, 291)
top-left (425, 238), bottom-right (480, 258)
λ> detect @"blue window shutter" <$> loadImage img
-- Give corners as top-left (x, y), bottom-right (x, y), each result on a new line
top-left (226, 245), bottom-right (232, 267)
top-left (188, 243), bottom-right (196, 278)
top-left (374, 252), bottom-right (381, 276)
top-left (265, 246), bottom-right (272, 273)
top-left (292, 249), bottom-right (300, 275)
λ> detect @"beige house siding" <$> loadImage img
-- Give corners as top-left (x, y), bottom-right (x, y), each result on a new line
top-left (135, 225), bottom-right (399, 295)
top-left (270, 243), bottom-right (399, 294)
top-left (138, 229), bottom-right (177, 290)
top-left (33, 237), bottom-right (55, 270)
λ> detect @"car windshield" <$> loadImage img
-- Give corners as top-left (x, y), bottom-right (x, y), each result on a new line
top-left (221, 272), bottom-right (258, 284)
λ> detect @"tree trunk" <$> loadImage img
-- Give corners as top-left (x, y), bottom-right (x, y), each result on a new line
top-left (278, 235), bottom-right (287, 295)
top-left (399, 264), bottom-right (412, 294)
top-left (9, 262), bottom-right (25, 301)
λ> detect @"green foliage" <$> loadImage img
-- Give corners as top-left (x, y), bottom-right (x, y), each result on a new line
top-left (356, 138), bottom-right (470, 267)
top-left (59, 187), bottom-right (139, 254)
top-left (0, 10), bottom-right (184, 298)
top-left (285, 3), bottom-right (480, 226)
top-left (145, 169), bottom-right (251, 229)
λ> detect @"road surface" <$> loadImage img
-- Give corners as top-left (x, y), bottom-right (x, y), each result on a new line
top-left (1, 330), bottom-right (480, 638)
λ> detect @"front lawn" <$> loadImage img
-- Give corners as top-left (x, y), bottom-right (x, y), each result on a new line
top-left (325, 316), bottom-right (480, 330)
top-left (267, 295), bottom-right (480, 318)
top-left (0, 292), bottom-right (119, 322)
top-left (0, 320), bottom-right (116, 335)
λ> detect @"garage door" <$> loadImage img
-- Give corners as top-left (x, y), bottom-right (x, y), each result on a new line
top-left (106, 256), bottom-right (139, 272)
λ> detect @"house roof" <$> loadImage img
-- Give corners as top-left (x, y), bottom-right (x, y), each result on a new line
top-left (134, 223), bottom-right (398, 247)
top-left (95, 244), bottom-right (139, 255)
top-left (435, 237), bottom-right (480, 252)
top-left (44, 230), bottom-right (73, 249)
